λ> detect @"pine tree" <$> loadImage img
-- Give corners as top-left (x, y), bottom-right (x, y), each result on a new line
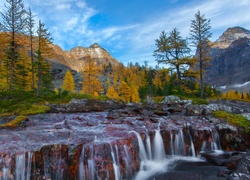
top-left (190, 10), bottom-right (212, 99)
top-left (35, 20), bottom-right (52, 96)
top-left (61, 70), bottom-right (75, 93)
top-left (0, 0), bottom-right (27, 90)
top-left (27, 7), bottom-right (36, 90)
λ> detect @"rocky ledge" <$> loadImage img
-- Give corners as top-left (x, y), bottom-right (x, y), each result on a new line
top-left (0, 96), bottom-right (249, 179)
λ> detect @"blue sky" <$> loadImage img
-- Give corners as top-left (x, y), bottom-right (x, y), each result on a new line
top-left (2, 0), bottom-right (250, 66)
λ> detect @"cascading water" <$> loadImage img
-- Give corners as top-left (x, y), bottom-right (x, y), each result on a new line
top-left (171, 130), bottom-right (185, 156)
top-left (0, 152), bottom-right (33, 180)
top-left (0, 112), bottom-right (227, 180)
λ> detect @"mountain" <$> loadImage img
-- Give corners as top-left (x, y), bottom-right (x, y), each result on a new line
top-left (213, 26), bottom-right (250, 49)
top-left (47, 43), bottom-right (120, 90)
top-left (204, 26), bottom-right (250, 92)
top-left (48, 43), bottom-right (120, 72)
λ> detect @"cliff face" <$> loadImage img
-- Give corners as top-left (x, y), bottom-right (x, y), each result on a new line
top-left (48, 43), bottom-right (120, 72)
top-left (204, 27), bottom-right (250, 92)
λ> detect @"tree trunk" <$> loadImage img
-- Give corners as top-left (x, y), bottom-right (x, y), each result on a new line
top-left (176, 65), bottom-right (181, 86)
top-left (199, 47), bottom-right (204, 99)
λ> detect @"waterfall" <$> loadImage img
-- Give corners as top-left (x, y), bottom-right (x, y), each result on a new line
top-left (131, 131), bottom-right (148, 161)
top-left (187, 123), bottom-right (196, 157)
top-left (79, 148), bottom-right (86, 180)
top-left (16, 154), bottom-right (25, 180)
top-left (110, 143), bottom-right (121, 180)
top-left (171, 130), bottom-right (185, 156)
top-left (145, 128), bottom-right (152, 160)
top-left (123, 145), bottom-right (133, 178)
top-left (211, 129), bottom-right (222, 151)
top-left (153, 129), bottom-right (165, 161)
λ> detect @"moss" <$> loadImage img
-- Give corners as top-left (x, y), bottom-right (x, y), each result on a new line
top-left (192, 98), bottom-right (209, 105)
top-left (19, 104), bottom-right (51, 115)
top-left (152, 96), bottom-right (165, 103)
top-left (213, 110), bottom-right (250, 133)
top-left (0, 115), bottom-right (29, 129)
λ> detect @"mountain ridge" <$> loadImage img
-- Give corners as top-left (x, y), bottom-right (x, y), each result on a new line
top-left (205, 26), bottom-right (250, 92)
top-left (48, 43), bottom-right (120, 72)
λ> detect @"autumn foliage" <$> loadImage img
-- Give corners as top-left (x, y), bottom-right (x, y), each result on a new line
top-left (61, 70), bottom-right (75, 93)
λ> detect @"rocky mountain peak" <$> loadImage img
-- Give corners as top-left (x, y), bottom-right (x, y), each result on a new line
top-left (89, 43), bottom-right (102, 49)
top-left (213, 26), bottom-right (250, 49)
top-left (48, 43), bottom-right (119, 72)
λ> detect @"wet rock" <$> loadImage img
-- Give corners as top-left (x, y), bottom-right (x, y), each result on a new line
top-left (49, 99), bottom-right (125, 113)
top-left (228, 151), bottom-right (250, 180)
top-left (153, 110), bottom-right (168, 116)
top-left (226, 154), bottom-right (244, 170)
top-left (107, 110), bottom-right (120, 120)
top-left (200, 151), bottom-right (230, 166)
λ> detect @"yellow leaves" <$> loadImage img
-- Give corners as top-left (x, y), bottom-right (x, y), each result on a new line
top-left (61, 70), bottom-right (75, 93)
top-left (117, 81), bottom-right (131, 102)
top-left (81, 58), bottom-right (103, 95)
top-left (131, 85), bottom-right (140, 103)
top-left (106, 86), bottom-right (119, 100)
top-left (153, 71), bottom-right (163, 89)
top-left (222, 90), bottom-right (250, 102)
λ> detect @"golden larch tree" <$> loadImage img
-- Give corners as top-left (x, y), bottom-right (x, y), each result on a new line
top-left (106, 86), bottom-right (119, 100)
top-left (130, 85), bottom-right (140, 103)
top-left (81, 58), bottom-right (103, 95)
top-left (61, 70), bottom-right (75, 93)
top-left (118, 81), bottom-right (131, 102)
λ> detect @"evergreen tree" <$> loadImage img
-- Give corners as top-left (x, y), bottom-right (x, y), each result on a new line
top-left (190, 10), bottom-right (212, 99)
top-left (27, 7), bottom-right (36, 90)
top-left (36, 20), bottom-right (52, 96)
top-left (61, 70), bottom-right (75, 93)
top-left (0, 0), bottom-right (27, 90)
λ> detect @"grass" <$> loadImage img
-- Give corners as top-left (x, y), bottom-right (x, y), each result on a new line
top-left (0, 115), bottom-right (28, 129)
top-left (212, 110), bottom-right (250, 133)
top-left (179, 95), bottom-right (209, 105)
top-left (0, 90), bottom-right (110, 117)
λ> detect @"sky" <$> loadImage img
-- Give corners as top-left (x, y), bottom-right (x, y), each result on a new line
top-left (1, 0), bottom-right (250, 66)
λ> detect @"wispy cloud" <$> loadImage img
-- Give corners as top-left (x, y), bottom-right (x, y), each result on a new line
top-left (21, 0), bottom-right (250, 66)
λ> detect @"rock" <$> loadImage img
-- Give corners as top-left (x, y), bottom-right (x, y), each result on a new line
top-left (107, 110), bottom-right (120, 120)
top-left (49, 99), bottom-right (125, 113)
top-left (161, 95), bottom-right (181, 103)
top-left (228, 151), bottom-right (250, 180)
top-left (242, 113), bottom-right (250, 121)
top-left (226, 154), bottom-right (244, 170)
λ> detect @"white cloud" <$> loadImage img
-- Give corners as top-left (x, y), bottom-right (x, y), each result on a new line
top-left (23, 0), bottom-right (250, 65)
top-left (55, 3), bottom-right (71, 10)
top-left (76, 2), bottom-right (87, 8)
top-left (115, 0), bottom-right (250, 65)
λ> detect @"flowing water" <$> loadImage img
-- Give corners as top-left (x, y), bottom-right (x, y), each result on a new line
top-left (0, 112), bottom-right (225, 180)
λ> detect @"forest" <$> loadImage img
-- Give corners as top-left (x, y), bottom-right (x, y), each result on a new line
top-left (0, 0), bottom-right (250, 116)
